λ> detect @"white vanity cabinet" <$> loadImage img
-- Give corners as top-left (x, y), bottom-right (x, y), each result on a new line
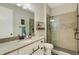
top-left (18, 39), bottom-right (44, 55)
top-left (32, 39), bottom-right (44, 55)
top-left (18, 45), bottom-right (33, 55)
top-left (4, 37), bottom-right (45, 55)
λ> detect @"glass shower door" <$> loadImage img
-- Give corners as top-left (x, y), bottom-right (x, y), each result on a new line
top-left (50, 11), bottom-right (77, 55)
top-left (46, 15), bottom-right (52, 43)
top-left (75, 3), bottom-right (79, 54)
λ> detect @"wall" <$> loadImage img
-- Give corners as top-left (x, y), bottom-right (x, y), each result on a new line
top-left (31, 3), bottom-right (45, 36)
top-left (46, 4), bottom-right (51, 16)
top-left (0, 4), bottom-right (34, 36)
top-left (51, 3), bottom-right (77, 51)
top-left (51, 3), bottom-right (77, 16)
top-left (36, 4), bottom-right (53, 43)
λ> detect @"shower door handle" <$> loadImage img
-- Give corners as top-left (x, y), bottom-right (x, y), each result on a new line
top-left (74, 32), bottom-right (79, 40)
top-left (75, 32), bottom-right (77, 39)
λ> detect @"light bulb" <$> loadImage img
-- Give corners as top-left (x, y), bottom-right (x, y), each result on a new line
top-left (16, 3), bottom-right (31, 10)
top-left (16, 3), bottom-right (22, 7)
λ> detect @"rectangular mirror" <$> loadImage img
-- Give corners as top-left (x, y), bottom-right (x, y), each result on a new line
top-left (0, 3), bottom-right (34, 40)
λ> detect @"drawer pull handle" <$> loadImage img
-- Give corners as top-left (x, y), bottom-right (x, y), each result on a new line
top-left (41, 41), bottom-right (43, 43)
top-left (41, 47), bottom-right (43, 49)
top-left (31, 45), bottom-right (40, 54)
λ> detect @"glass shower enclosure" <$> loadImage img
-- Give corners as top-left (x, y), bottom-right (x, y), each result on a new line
top-left (47, 3), bottom-right (79, 54)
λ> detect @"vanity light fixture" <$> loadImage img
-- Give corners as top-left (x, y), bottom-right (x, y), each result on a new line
top-left (16, 3), bottom-right (31, 9)
top-left (16, 3), bottom-right (22, 7)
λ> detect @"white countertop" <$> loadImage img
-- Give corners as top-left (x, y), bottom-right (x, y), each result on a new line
top-left (0, 36), bottom-right (44, 55)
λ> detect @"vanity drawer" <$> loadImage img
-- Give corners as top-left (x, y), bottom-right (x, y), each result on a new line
top-left (31, 41), bottom-right (40, 50)
top-left (18, 45), bottom-right (33, 55)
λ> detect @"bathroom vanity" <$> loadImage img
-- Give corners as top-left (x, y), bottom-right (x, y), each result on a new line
top-left (0, 36), bottom-right (45, 55)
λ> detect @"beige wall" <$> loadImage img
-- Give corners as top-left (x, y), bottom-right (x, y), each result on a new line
top-left (51, 3), bottom-right (77, 16)
top-left (0, 4), bottom-right (34, 36)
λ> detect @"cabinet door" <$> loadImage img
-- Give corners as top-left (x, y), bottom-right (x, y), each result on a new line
top-left (18, 39), bottom-right (44, 55)
top-left (18, 45), bottom-right (33, 55)
top-left (32, 39), bottom-right (44, 55)
top-left (32, 41), bottom-right (40, 50)
top-left (7, 50), bottom-right (18, 55)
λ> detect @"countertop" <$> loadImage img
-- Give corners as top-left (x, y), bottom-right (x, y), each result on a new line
top-left (0, 36), bottom-right (44, 55)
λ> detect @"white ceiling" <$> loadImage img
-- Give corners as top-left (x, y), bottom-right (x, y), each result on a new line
top-left (47, 3), bottom-right (65, 8)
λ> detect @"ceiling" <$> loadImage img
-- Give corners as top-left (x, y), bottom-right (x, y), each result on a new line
top-left (47, 3), bottom-right (65, 8)
top-left (1, 3), bottom-right (65, 12)
top-left (15, 3), bottom-right (65, 11)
